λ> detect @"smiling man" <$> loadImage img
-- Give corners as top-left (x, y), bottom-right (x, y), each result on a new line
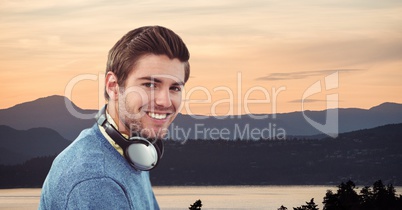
top-left (39, 26), bottom-right (190, 209)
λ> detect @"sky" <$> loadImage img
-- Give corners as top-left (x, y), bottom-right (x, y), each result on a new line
top-left (1, 0), bottom-right (401, 116)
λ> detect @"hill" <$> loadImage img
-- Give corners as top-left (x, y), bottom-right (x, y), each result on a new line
top-left (0, 95), bottom-right (401, 140)
top-left (0, 95), bottom-right (95, 140)
top-left (0, 125), bottom-right (71, 165)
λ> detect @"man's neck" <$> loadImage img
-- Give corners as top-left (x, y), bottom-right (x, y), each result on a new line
top-left (106, 103), bottom-right (129, 137)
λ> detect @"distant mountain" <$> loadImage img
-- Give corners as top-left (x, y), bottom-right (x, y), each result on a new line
top-left (0, 95), bottom-right (96, 140)
top-left (0, 125), bottom-right (71, 165)
top-left (171, 102), bottom-right (402, 139)
top-left (0, 95), bottom-right (402, 140)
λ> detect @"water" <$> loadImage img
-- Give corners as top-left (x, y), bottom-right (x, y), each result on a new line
top-left (154, 186), bottom-right (338, 209)
top-left (1, 186), bottom-right (401, 209)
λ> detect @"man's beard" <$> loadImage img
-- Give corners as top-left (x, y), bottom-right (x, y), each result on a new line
top-left (120, 113), bottom-right (167, 141)
top-left (117, 91), bottom-right (171, 141)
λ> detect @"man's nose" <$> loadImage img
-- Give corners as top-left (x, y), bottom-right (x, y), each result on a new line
top-left (154, 89), bottom-right (172, 108)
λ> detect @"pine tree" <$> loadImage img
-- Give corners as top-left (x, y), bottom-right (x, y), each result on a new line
top-left (293, 198), bottom-right (319, 210)
top-left (278, 205), bottom-right (288, 210)
top-left (189, 199), bottom-right (202, 210)
top-left (323, 190), bottom-right (339, 210)
top-left (359, 186), bottom-right (373, 209)
top-left (323, 180), bottom-right (359, 209)
top-left (305, 198), bottom-right (319, 210)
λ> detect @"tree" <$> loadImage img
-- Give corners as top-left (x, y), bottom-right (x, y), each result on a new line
top-left (189, 199), bottom-right (202, 210)
top-left (339, 180), bottom-right (359, 209)
top-left (371, 180), bottom-right (398, 209)
top-left (304, 198), bottom-right (319, 210)
top-left (323, 180), bottom-right (359, 210)
top-left (359, 186), bottom-right (374, 209)
top-left (337, 180), bottom-right (359, 207)
top-left (324, 179), bottom-right (402, 210)
top-left (323, 190), bottom-right (339, 210)
top-left (293, 198), bottom-right (319, 210)
top-left (278, 205), bottom-right (288, 210)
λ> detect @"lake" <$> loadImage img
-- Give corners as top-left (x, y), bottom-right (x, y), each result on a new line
top-left (1, 186), bottom-right (401, 209)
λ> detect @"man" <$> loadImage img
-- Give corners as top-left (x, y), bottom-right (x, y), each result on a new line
top-left (39, 26), bottom-right (190, 209)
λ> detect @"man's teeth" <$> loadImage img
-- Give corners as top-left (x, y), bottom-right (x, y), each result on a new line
top-left (148, 112), bottom-right (167, 119)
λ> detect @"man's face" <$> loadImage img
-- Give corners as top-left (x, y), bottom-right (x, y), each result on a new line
top-left (117, 54), bottom-right (185, 139)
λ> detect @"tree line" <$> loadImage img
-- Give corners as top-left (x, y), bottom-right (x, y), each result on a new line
top-left (278, 180), bottom-right (402, 210)
top-left (0, 156), bottom-right (54, 188)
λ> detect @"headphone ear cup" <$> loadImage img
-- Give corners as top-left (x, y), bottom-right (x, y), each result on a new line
top-left (125, 138), bottom-right (158, 171)
top-left (96, 105), bottom-right (162, 171)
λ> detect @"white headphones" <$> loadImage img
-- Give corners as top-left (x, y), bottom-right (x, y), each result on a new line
top-left (96, 105), bottom-right (164, 171)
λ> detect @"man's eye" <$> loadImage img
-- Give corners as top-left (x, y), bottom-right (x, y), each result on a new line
top-left (144, 83), bottom-right (156, 88)
top-left (171, 86), bottom-right (182, 92)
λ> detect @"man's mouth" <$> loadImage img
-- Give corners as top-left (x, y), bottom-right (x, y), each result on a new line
top-left (146, 112), bottom-right (170, 120)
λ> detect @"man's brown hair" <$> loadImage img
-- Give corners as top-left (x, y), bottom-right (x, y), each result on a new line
top-left (105, 26), bottom-right (190, 100)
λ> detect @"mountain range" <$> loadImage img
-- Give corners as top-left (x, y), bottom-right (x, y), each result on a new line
top-left (0, 95), bottom-right (401, 141)
top-left (0, 95), bottom-right (401, 186)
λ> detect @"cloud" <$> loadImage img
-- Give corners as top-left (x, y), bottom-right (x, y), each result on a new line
top-left (255, 69), bottom-right (364, 81)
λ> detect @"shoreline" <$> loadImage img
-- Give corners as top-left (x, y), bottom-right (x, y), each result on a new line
top-left (1, 186), bottom-right (402, 210)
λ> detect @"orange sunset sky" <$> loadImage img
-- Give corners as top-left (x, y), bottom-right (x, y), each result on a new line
top-left (1, 0), bottom-right (401, 116)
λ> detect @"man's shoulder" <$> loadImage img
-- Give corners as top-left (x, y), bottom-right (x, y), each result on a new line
top-left (48, 125), bottom-right (109, 181)
top-left (48, 124), bottom-right (129, 182)
top-left (41, 125), bottom-right (118, 195)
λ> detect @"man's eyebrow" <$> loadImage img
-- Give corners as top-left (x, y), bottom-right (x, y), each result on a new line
top-left (138, 76), bottom-right (185, 86)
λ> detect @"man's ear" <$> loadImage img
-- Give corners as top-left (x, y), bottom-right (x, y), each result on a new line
top-left (105, 72), bottom-right (119, 101)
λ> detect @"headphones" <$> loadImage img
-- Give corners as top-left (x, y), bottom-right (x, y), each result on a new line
top-left (96, 105), bottom-right (164, 171)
